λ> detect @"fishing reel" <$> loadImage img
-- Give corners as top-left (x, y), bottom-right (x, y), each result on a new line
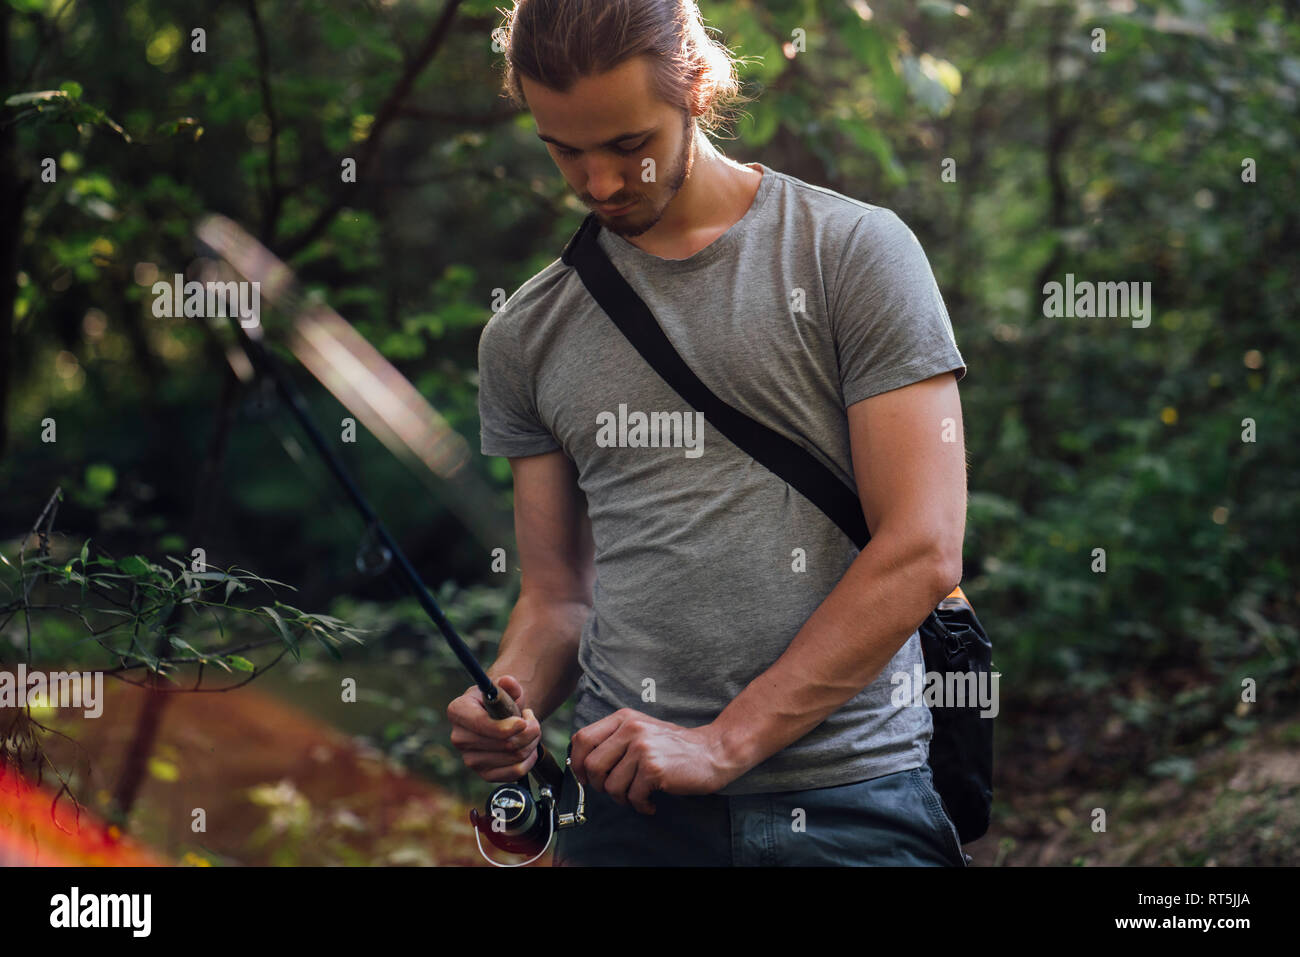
top-left (470, 746), bottom-right (586, 866)
top-left (467, 686), bottom-right (587, 866)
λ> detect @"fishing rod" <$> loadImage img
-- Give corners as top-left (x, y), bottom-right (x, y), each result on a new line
top-left (193, 215), bottom-right (585, 865)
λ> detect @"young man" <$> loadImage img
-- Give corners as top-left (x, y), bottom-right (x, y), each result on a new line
top-left (448, 0), bottom-right (971, 866)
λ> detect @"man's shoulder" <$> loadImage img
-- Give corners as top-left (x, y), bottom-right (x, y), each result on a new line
top-left (479, 254), bottom-right (579, 347)
top-left (763, 165), bottom-right (914, 248)
top-left (769, 165), bottom-right (885, 215)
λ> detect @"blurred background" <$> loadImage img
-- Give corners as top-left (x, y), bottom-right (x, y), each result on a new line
top-left (0, 0), bottom-right (1297, 866)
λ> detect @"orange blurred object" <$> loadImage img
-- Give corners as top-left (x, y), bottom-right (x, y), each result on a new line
top-left (0, 769), bottom-right (167, 866)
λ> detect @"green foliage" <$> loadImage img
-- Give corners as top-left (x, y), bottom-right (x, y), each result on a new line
top-left (0, 536), bottom-right (368, 684)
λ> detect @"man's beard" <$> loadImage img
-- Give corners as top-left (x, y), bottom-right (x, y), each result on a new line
top-left (597, 109), bottom-right (695, 239)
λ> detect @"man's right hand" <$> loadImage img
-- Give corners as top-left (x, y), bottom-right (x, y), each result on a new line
top-left (447, 675), bottom-right (542, 782)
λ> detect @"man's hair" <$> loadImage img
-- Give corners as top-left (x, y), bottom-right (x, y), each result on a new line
top-left (495, 0), bottom-right (754, 139)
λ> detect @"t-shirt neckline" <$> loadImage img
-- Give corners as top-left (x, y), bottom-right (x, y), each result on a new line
top-left (597, 162), bottom-right (775, 273)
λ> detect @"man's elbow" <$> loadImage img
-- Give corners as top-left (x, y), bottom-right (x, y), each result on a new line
top-left (926, 544), bottom-right (964, 602)
top-left (876, 527), bottom-right (964, 602)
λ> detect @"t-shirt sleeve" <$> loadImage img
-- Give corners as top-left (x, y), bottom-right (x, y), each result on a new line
top-left (829, 209), bottom-right (967, 408)
top-left (476, 311), bottom-right (561, 458)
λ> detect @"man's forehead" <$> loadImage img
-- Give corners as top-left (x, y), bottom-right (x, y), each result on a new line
top-left (523, 57), bottom-right (663, 138)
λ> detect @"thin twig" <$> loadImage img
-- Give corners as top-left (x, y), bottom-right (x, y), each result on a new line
top-left (108, 648), bottom-right (288, 692)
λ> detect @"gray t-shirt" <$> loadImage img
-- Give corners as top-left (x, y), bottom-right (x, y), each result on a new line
top-left (477, 162), bottom-right (967, 795)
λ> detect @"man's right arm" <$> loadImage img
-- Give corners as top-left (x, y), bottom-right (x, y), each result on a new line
top-left (487, 449), bottom-right (595, 720)
top-left (447, 449), bottom-right (595, 781)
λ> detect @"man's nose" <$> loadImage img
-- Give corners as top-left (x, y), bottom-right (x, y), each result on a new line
top-left (583, 157), bottom-right (626, 204)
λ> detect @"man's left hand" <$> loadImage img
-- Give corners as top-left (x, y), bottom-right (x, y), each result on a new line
top-left (569, 709), bottom-right (742, 814)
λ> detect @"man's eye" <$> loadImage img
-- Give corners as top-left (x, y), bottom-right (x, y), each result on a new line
top-left (554, 139), bottom-right (647, 159)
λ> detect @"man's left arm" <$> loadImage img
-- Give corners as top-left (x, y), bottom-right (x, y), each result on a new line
top-left (711, 370), bottom-right (967, 777)
top-left (570, 370), bottom-right (967, 813)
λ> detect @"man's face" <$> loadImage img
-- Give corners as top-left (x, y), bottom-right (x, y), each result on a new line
top-left (521, 56), bottom-right (696, 238)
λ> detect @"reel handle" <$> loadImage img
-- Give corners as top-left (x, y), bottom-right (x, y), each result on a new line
top-left (483, 681), bottom-right (565, 791)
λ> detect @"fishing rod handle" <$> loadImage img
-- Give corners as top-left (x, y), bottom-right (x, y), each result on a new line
top-left (483, 683), bottom-right (566, 791)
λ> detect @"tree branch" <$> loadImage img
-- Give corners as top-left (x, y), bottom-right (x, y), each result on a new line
top-left (246, 0), bottom-right (284, 244)
top-left (274, 0), bottom-right (468, 260)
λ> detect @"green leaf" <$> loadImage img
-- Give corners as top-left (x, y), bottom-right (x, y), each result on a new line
top-left (206, 605), bottom-right (225, 642)
top-left (312, 629), bottom-right (343, 661)
top-left (225, 655), bottom-right (255, 672)
top-left (241, 572), bottom-right (296, 590)
top-left (301, 612), bottom-right (345, 626)
top-left (118, 555), bottom-right (153, 578)
top-left (169, 636), bottom-right (205, 659)
top-left (262, 605), bottom-right (299, 661)
top-left (4, 89), bottom-right (70, 107)
top-left (59, 81), bottom-right (83, 100)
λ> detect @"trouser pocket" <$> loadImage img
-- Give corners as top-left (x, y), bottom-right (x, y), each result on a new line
top-left (762, 768), bottom-right (965, 866)
top-left (909, 765), bottom-right (968, 867)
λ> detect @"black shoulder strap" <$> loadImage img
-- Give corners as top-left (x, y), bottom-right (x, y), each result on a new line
top-left (562, 213), bottom-right (871, 550)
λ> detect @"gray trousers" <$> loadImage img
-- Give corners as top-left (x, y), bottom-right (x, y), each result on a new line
top-left (553, 761), bottom-right (969, 866)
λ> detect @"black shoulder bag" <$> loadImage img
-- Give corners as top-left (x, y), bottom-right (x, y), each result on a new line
top-left (561, 213), bottom-right (994, 844)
